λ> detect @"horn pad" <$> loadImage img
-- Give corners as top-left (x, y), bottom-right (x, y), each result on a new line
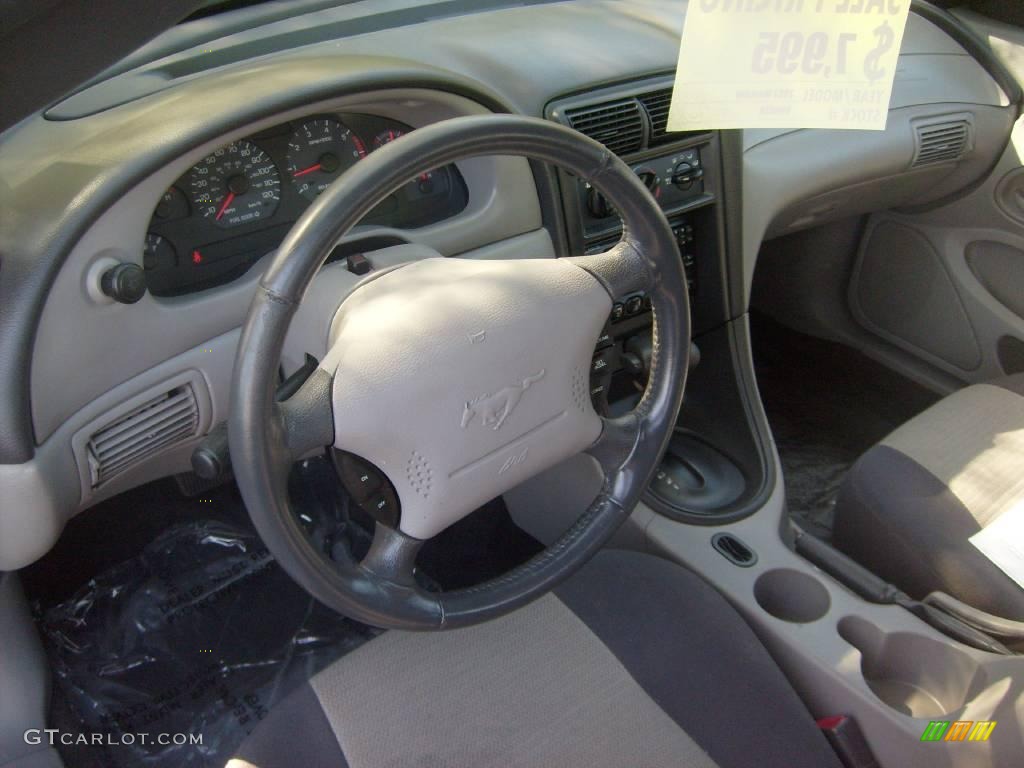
top-left (322, 257), bottom-right (609, 539)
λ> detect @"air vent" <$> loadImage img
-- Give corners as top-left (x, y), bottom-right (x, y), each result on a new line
top-left (86, 385), bottom-right (200, 487)
top-left (638, 88), bottom-right (674, 145)
top-left (711, 533), bottom-right (758, 567)
top-left (912, 120), bottom-right (971, 167)
top-left (564, 99), bottom-right (644, 156)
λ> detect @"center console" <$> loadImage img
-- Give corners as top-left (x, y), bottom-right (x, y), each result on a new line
top-left (544, 76), bottom-right (769, 525)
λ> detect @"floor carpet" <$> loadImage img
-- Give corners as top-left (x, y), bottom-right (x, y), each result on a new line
top-left (23, 456), bottom-right (540, 767)
top-left (751, 314), bottom-right (937, 540)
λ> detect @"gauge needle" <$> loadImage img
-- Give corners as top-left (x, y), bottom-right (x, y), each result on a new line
top-left (215, 191), bottom-right (235, 221)
top-left (292, 163), bottom-right (322, 178)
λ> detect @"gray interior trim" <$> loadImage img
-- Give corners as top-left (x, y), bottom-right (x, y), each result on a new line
top-left (966, 240), bottom-right (1024, 323)
top-left (643, 462), bottom-right (1024, 767)
top-left (308, 591), bottom-right (717, 768)
top-left (0, 73), bottom-right (528, 464)
top-left (555, 550), bottom-right (841, 768)
top-left (855, 211), bottom-right (1024, 385)
top-left (0, 228), bottom-right (551, 572)
top-left (28, 89), bottom-right (540, 443)
top-left (0, 574), bottom-right (52, 767)
top-left (850, 219), bottom-right (983, 372)
top-left (879, 383), bottom-right (1024, 528)
top-left (230, 682), bottom-right (348, 768)
top-left (834, 444), bottom-right (1024, 621)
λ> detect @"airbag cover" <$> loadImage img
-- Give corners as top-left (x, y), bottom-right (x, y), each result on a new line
top-left (322, 257), bottom-right (609, 539)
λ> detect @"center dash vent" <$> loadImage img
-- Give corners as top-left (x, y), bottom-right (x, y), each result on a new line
top-left (638, 88), bottom-right (674, 145)
top-left (912, 119), bottom-right (971, 167)
top-left (563, 98), bottom-right (644, 156)
top-left (86, 384), bottom-right (200, 487)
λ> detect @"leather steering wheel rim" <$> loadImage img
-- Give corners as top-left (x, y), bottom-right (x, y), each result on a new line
top-left (229, 114), bottom-right (690, 630)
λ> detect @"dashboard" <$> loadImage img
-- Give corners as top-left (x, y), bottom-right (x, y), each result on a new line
top-left (144, 113), bottom-right (466, 296)
top-left (0, 0), bottom-right (1017, 573)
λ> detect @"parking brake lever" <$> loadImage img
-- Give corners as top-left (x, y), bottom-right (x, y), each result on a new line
top-left (794, 527), bottom-right (1012, 655)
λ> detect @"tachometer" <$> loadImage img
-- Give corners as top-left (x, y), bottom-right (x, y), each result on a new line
top-left (285, 118), bottom-right (367, 201)
top-left (187, 140), bottom-right (281, 228)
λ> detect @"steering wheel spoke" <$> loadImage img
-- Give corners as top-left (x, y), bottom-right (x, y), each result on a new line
top-left (586, 413), bottom-right (642, 478)
top-left (566, 238), bottom-right (654, 302)
top-left (359, 523), bottom-right (424, 589)
top-left (277, 367), bottom-right (335, 460)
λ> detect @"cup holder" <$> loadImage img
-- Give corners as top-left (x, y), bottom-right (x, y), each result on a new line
top-left (754, 568), bottom-right (831, 623)
top-left (838, 616), bottom-right (982, 718)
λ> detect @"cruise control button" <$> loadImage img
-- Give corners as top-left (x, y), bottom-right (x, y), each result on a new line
top-left (364, 492), bottom-right (399, 528)
top-left (611, 302), bottom-right (625, 322)
top-left (337, 452), bottom-right (383, 502)
top-left (625, 296), bottom-right (643, 316)
top-left (591, 347), bottom-right (617, 376)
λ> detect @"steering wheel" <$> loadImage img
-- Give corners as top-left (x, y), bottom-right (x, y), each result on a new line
top-left (229, 115), bottom-right (691, 630)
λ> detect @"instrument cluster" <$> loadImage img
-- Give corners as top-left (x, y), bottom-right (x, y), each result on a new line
top-left (144, 113), bottom-right (467, 297)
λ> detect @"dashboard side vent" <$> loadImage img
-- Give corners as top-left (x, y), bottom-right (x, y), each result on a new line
top-left (912, 120), bottom-right (971, 167)
top-left (86, 384), bottom-right (200, 487)
top-left (564, 99), bottom-right (644, 156)
top-left (638, 88), bottom-right (673, 145)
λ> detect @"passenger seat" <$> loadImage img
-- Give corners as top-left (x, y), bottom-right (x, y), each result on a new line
top-left (833, 375), bottom-right (1024, 621)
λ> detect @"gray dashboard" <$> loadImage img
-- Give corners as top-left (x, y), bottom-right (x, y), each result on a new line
top-left (0, 0), bottom-right (1016, 569)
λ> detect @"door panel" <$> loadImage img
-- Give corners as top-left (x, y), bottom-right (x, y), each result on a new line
top-left (851, 9), bottom-right (1024, 381)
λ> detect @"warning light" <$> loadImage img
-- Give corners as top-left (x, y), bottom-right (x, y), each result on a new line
top-left (192, 249), bottom-right (203, 265)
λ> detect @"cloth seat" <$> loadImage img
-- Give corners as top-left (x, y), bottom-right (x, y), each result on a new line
top-left (834, 374), bottom-right (1024, 620)
top-left (228, 550), bottom-right (840, 768)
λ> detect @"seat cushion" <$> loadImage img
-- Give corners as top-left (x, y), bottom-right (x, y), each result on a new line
top-left (229, 550), bottom-right (840, 768)
top-left (834, 374), bottom-right (1024, 620)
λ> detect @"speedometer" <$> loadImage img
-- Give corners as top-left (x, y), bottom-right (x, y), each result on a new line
top-left (187, 140), bottom-right (281, 228)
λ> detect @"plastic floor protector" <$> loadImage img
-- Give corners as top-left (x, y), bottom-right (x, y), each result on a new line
top-left (38, 511), bottom-right (379, 767)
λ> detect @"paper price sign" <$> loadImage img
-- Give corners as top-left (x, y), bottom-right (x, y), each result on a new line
top-left (667, 0), bottom-right (912, 131)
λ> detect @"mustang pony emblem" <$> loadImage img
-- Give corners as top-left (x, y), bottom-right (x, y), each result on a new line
top-left (461, 370), bottom-right (545, 431)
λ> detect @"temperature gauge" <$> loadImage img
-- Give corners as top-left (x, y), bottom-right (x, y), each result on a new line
top-left (371, 129), bottom-right (438, 195)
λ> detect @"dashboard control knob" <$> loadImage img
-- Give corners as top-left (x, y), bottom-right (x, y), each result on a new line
top-left (634, 167), bottom-right (660, 198)
top-left (192, 422), bottom-right (231, 481)
top-left (586, 186), bottom-right (613, 218)
top-left (671, 161), bottom-right (704, 190)
top-left (620, 352), bottom-right (645, 378)
top-left (100, 263), bottom-right (147, 304)
top-left (347, 253), bottom-right (371, 275)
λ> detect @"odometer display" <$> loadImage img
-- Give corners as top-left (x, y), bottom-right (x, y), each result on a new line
top-left (187, 140), bottom-right (281, 228)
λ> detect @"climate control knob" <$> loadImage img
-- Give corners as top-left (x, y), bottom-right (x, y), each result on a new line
top-left (634, 167), bottom-right (660, 199)
top-left (671, 161), bottom-right (704, 190)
